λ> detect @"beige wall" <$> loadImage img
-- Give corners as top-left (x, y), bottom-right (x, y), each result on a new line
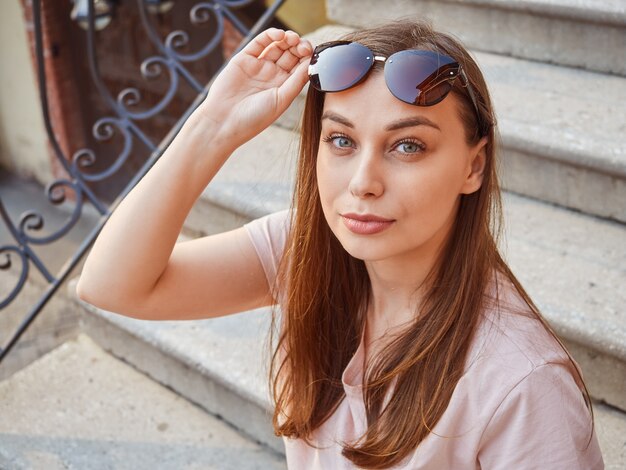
top-left (271, 0), bottom-right (330, 35)
top-left (0, 0), bottom-right (51, 184)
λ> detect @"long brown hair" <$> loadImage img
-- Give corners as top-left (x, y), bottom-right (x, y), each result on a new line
top-left (268, 18), bottom-right (593, 469)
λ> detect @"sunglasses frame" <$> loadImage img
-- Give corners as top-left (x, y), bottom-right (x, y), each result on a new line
top-left (308, 41), bottom-right (488, 136)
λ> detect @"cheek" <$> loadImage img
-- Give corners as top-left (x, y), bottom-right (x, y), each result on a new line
top-left (400, 159), bottom-right (465, 221)
top-left (316, 150), bottom-right (343, 208)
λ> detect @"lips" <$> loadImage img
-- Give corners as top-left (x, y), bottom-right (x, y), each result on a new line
top-left (341, 213), bottom-right (395, 235)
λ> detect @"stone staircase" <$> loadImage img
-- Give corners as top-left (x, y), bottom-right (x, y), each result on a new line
top-left (2, 0), bottom-right (625, 468)
top-left (0, 334), bottom-right (286, 469)
top-left (324, 0), bottom-right (626, 76)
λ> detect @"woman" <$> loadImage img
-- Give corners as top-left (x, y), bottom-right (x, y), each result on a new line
top-left (77, 19), bottom-right (603, 469)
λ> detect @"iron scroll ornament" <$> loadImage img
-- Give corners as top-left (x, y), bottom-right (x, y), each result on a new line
top-left (0, 0), bottom-right (286, 364)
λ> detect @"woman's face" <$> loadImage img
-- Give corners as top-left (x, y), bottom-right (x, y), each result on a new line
top-left (316, 72), bottom-right (487, 264)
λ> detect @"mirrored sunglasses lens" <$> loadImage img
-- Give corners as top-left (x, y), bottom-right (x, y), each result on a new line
top-left (310, 43), bottom-right (374, 92)
top-left (417, 82), bottom-right (453, 106)
top-left (385, 50), bottom-right (457, 106)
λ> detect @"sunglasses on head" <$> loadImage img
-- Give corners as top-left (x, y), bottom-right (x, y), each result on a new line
top-left (308, 41), bottom-right (488, 135)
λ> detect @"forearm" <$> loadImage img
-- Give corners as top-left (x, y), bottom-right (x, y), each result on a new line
top-left (76, 109), bottom-right (233, 309)
top-left (76, 27), bottom-right (311, 312)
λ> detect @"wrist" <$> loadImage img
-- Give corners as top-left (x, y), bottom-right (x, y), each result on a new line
top-left (180, 105), bottom-right (238, 158)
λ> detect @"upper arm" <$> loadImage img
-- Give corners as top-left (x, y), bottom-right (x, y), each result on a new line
top-left (123, 226), bottom-right (275, 320)
top-left (477, 363), bottom-right (603, 470)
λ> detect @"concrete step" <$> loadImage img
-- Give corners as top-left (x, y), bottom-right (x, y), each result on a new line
top-left (183, 124), bottom-right (298, 237)
top-left (276, 25), bottom-right (626, 223)
top-left (182, 121), bottom-right (626, 413)
top-left (598, 404), bottom-right (626, 470)
top-left (68, 287), bottom-right (626, 468)
top-left (0, 333), bottom-right (286, 470)
top-left (70, 292), bottom-right (284, 455)
top-left (325, 0), bottom-right (626, 76)
top-left (69, 290), bottom-right (626, 470)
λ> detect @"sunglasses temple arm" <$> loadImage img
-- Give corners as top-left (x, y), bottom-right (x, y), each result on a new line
top-left (459, 68), bottom-right (486, 133)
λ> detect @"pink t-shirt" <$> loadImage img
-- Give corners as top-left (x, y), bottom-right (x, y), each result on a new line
top-left (244, 210), bottom-right (604, 469)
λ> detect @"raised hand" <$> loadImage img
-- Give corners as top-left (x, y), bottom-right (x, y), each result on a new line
top-left (198, 28), bottom-right (313, 151)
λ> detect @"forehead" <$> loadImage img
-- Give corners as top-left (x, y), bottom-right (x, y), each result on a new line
top-left (320, 72), bottom-right (465, 133)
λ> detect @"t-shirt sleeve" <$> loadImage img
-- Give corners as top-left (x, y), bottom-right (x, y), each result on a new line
top-left (477, 363), bottom-right (604, 470)
top-left (243, 209), bottom-right (291, 303)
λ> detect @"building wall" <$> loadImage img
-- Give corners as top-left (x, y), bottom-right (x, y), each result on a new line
top-left (272, 0), bottom-right (330, 35)
top-left (0, 0), bottom-right (51, 184)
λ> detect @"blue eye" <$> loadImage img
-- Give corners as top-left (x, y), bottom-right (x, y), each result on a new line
top-left (322, 133), bottom-right (354, 149)
top-left (395, 139), bottom-right (424, 154)
top-left (333, 136), bottom-right (353, 148)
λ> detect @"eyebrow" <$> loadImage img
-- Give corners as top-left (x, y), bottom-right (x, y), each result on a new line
top-left (321, 111), bottom-right (441, 132)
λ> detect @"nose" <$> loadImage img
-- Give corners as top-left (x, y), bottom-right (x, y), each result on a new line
top-left (348, 148), bottom-right (384, 199)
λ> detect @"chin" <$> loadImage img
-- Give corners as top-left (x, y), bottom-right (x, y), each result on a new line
top-left (331, 229), bottom-right (398, 262)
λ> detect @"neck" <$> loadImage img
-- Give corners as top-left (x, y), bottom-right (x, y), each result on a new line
top-left (365, 251), bottom-right (433, 326)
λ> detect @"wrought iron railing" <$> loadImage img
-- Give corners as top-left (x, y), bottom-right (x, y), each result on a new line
top-left (0, 0), bottom-right (285, 364)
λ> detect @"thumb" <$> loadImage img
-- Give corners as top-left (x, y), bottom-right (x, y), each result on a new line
top-left (276, 58), bottom-right (311, 113)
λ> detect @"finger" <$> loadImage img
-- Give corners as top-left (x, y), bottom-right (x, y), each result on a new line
top-left (258, 42), bottom-right (287, 62)
top-left (294, 39), bottom-right (313, 57)
top-left (257, 30), bottom-right (303, 60)
top-left (274, 48), bottom-right (301, 72)
top-left (241, 28), bottom-right (285, 57)
top-left (282, 30), bottom-right (302, 49)
top-left (258, 43), bottom-right (308, 70)
top-left (276, 57), bottom-right (311, 110)
top-left (275, 40), bottom-right (313, 72)
top-left (258, 38), bottom-right (297, 62)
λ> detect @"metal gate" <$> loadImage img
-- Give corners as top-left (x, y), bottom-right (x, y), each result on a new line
top-left (0, 0), bottom-right (285, 365)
